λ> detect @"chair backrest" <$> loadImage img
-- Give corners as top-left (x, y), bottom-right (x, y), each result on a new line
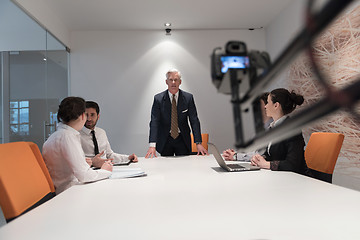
top-left (191, 133), bottom-right (209, 153)
top-left (0, 142), bottom-right (55, 221)
top-left (27, 142), bottom-right (55, 192)
top-left (305, 132), bottom-right (344, 174)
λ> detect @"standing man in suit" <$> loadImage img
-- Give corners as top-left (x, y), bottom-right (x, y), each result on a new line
top-left (145, 69), bottom-right (208, 158)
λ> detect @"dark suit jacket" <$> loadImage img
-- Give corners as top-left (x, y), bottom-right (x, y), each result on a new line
top-left (263, 118), bottom-right (307, 175)
top-left (149, 89), bottom-right (202, 154)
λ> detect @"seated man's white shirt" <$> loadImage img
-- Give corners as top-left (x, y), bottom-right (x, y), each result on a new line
top-left (79, 126), bottom-right (129, 164)
top-left (42, 123), bottom-right (111, 194)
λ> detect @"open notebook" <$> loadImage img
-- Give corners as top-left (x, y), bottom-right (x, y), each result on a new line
top-left (109, 167), bottom-right (147, 179)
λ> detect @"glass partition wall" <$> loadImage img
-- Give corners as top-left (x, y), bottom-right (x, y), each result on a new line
top-left (0, 0), bottom-right (69, 149)
top-left (0, 56), bottom-right (2, 143)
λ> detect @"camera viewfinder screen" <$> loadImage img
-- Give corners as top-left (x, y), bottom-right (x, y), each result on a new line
top-left (221, 56), bottom-right (250, 73)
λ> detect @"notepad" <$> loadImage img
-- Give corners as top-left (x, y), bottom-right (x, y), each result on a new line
top-left (109, 167), bottom-right (146, 179)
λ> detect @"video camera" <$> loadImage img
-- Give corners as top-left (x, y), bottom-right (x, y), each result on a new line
top-left (210, 41), bottom-right (271, 148)
top-left (211, 41), bottom-right (270, 95)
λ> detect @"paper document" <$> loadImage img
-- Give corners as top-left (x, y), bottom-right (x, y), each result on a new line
top-left (109, 167), bottom-right (146, 179)
top-left (236, 150), bottom-right (266, 161)
top-left (236, 152), bottom-right (254, 162)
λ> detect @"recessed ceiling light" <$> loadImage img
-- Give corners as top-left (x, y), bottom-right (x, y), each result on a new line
top-left (164, 23), bottom-right (171, 27)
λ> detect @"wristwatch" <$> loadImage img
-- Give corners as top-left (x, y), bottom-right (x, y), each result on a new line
top-left (233, 152), bottom-right (237, 160)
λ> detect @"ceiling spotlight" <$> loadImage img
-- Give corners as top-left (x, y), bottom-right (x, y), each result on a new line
top-left (164, 23), bottom-right (172, 36)
top-left (165, 28), bottom-right (171, 36)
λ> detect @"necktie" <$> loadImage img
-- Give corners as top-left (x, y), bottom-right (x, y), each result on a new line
top-left (91, 130), bottom-right (100, 155)
top-left (171, 94), bottom-right (179, 139)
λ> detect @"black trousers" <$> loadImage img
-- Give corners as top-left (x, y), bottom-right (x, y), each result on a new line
top-left (161, 134), bottom-right (189, 156)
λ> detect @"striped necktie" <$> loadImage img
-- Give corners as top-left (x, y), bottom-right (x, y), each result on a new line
top-left (171, 94), bottom-right (179, 139)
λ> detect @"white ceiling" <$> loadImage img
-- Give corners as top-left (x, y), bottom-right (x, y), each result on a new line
top-left (39, 0), bottom-right (296, 31)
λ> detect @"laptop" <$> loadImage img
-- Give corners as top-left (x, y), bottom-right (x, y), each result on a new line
top-left (208, 143), bottom-right (260, 172)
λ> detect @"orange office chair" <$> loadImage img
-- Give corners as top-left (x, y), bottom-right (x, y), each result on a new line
top-left (305, 132), bottom-right (344, 183)
top-left (0, 142), bottom-right (55, 222)
top-left (191, 133), bottom-right (209, 153)
top-left (27, 142), bottom-right (56, 192)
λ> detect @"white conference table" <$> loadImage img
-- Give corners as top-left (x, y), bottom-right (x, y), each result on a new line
top-left (1, 154), bottom-right (360, 240)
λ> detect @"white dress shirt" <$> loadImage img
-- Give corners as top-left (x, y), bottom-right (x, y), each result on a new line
top-left (42, 123), bottom-right (111, 194)
top-left (168, 90), bottom-right (179, 104)
top-left (79, 126), bottom-right (129, 164)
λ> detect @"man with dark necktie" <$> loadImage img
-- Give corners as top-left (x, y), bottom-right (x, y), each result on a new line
top-left (145, 69), bottom-right (208, 158)
top-left (80, 101), bottom-right (138, 167)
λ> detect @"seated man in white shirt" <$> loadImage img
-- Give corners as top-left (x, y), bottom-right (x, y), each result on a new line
top-left (80, 101), bottom-right (138, 168)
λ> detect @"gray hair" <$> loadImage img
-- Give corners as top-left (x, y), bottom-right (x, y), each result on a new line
top-left (166, 68), bottom-right (182, 79)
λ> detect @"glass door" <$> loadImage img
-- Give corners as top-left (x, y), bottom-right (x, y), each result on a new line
top-left (0, 55), bottom-right (2, 144)
top-left (43, 32), bottom-right (69, 142)
top-left (8, 36), bottom-right (68, 148)
top-left (0, 0), bottom-right (69, 149)
top-left (9, 50), bottom-right (46, 146)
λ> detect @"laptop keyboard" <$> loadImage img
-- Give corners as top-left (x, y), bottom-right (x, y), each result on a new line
top-left (227, 164), bottom-right (245, 169)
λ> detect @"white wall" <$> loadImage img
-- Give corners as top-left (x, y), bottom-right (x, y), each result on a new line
top-left (264, 0), bottom-right (307, 89)
top-left (12, 0), bottom-right (70, 48)
top-left (265, 1), bottom-right (305, 60)
top-left (266, 0), bottom-right (330, 59)
top-left (70, 29), bottom-right (266, 156)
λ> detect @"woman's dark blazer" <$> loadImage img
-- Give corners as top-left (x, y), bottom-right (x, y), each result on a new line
top-left (263, 118), bottom-right (307, 175)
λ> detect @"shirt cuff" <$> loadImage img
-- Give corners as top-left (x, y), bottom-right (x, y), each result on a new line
top-left (149, 142), bottom-right (156, 148)
top-left (96, 169), bottom-right (112, 178)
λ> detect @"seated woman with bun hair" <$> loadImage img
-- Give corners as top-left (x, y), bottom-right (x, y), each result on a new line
top-left (42, 97), bottom-right (113, 194)
top-left (250, 88), bottom-right (308, 174)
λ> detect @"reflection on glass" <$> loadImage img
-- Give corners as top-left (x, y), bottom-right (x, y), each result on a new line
top-left (10, 100), bottom-right (29, 136)
top-left (20, 100), bottom-right (29, 108)
top-left (10, 109), bottom-right (18, 124)
top-left (20, 108), bottom-right (29, 123)
top-left (49, 112), bottom-right (58, 135)
top-left (20, 124), bottom-right (29, 134)
top-left (50, 112), bottom-right (57, 125)
top-left (10, 102), bottom-right (18, 108)
top-left (10, 125), bottom-right (18, 133)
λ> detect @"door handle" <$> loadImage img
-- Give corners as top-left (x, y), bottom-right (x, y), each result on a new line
top-left (44, 121), bottom-right (57, 141)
